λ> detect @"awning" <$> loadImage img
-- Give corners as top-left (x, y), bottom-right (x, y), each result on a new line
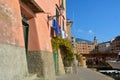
top-left (21, 0), bottom-right (44, 13)
top-left (82, 53), bottom-right (118, 58)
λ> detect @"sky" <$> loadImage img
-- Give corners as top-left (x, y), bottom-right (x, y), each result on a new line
top-left (66, 0), bottom-right (120, 43)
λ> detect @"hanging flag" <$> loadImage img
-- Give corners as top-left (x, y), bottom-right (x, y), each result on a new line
top-left (61, 30), bottom-right (65, 38)
top-left (52, 18), bottom-right (61, 36)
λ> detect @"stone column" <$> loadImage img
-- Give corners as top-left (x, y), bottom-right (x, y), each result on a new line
top-left (27, 17), bottom-right (56, 80)
top-left (28, 51), bottom-right (56, 80)
top-left (72, 55), bottom-right (78, 73)
top-left (57, 49), bottom-right (65, 75)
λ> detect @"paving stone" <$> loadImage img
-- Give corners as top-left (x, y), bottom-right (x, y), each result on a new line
top-left (56, 67), bottom-right (115, 80)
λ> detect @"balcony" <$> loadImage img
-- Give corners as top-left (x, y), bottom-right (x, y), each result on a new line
top-left (21, 0), bottom-right (44, 13)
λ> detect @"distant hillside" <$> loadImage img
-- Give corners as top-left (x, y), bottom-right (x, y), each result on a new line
top-left (75, 38), bottom-right (93, 43)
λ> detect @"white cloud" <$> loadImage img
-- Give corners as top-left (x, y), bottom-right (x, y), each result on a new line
top-left (88, 30), bottom-right (94, 34)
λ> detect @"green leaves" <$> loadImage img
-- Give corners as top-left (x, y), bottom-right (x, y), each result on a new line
top-left (51, 36), bottom-right (74, 61)
top-left (52, 37), bottom-right (71, 52)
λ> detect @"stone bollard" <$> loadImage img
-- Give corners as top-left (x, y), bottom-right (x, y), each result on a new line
top-left (79, 57), bottom-right (87, 68)
top-left (64, 67), bottom-right (73, 74)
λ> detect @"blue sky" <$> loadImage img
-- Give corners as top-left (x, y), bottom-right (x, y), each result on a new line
top-left (66, 0), bottom-right (120, 43)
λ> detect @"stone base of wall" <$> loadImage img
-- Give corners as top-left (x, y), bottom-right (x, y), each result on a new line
top-left (27, 51), bottom-right (56, 80)
top-left (0, 44), bottom-right (28, 80)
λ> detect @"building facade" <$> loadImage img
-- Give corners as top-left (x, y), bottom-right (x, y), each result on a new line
top-left (0, 0), bottom-right (67, 80)
top-left (76, 38), bottom-right (94, 54)
top-left (111, 36), bottom-right (120, 53)
top-left (77, 41), bottom-right (94, 54)
top-left (76, 37), bottom-right (99, 54)
top-left (91, 36), bottom-right (99, 53)
top-left (94, 36), bottom-right (98, 47)
top-left (98, 41), bottom-right (111, 53)
top-left (66, 19), bottom-right (73, 41)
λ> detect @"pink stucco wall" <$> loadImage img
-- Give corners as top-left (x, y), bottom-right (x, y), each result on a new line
top-left (0, 0), bottom-right (67, 52)
top-left (0, 0), bottom-right (25, 46)
top-left (28, 0), bottom-right (66, 52)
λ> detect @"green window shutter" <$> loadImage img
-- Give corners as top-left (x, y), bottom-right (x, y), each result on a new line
top-left (56, 8), bottom-right (59, 23)
top-left (62, 20), bottom-right (64, 30)
top-left (22, 15), bottom-right (29, 54)
top-left (53, 52), bottom-right (57, 73)
top-left (62, 0), bottom-right (64, 8)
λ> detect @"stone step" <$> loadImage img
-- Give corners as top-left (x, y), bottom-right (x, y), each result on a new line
top-left (22, 74), bottom-right (49, 80)
top-left (22, 74), bottom-right (37, 80)
top-left (34, 77), bottom-right (48, 80)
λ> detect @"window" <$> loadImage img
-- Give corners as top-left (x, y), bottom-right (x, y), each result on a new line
top-left (56, 8), bottom-right (59, 23)
top-left (22, 15), bottom-right (29, 53)
top-left (60, 0), bottom-right (64, 9)
top-left (62, 20), bottom-right (64, 30)
top-left (22, 15), bottom-right (29, 26)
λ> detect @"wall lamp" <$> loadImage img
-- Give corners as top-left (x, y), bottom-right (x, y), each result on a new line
top-left (47, 6), bottom-right (64, 20)
top-left (47, 14), bottom-right (62, 20)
